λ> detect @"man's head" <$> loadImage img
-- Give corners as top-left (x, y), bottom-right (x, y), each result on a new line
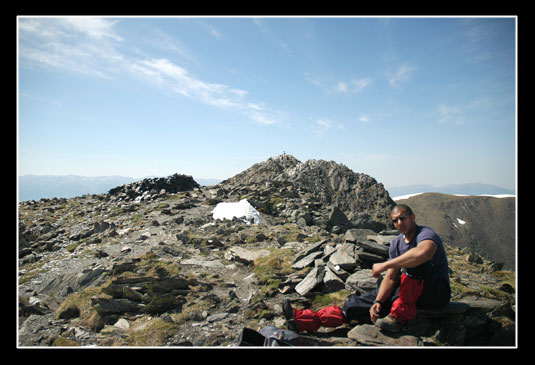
top-left (391, 204), bottom-right (416, 236)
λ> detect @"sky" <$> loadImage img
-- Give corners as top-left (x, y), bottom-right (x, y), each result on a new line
top-left (17, 16), bottom-right (517, 190)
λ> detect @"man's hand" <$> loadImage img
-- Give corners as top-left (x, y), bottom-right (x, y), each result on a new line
top-left (370, 302), bottom-right (381, 323)
top-left (372, 262), bottom-right (388, 278)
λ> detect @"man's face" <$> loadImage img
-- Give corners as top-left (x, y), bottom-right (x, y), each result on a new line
top-left (391, 208), bottom-right (415, 236)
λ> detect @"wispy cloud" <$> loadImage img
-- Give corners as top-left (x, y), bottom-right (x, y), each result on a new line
top-left (352, 78), bottom-right (373, 92)
top-left (333, 78), bottom-right (373, 93)
top-left (313, 119), bottom-right (332, 136)
top-left (309, 75), bottom-right (373, 94)
top-left (335, 81), bottom-right (348, 93)
top-left (436, 97), bottom-right (496, 126)
top-left (460, 18), bottom-right (514, 64)
top-left (312, 118), bottom-right (344, 136)
top-left (386, 63), bottom-right (415, 88)
top-left (252, 18), bottom-right (292, 54)
top-left (198, 22), bottom-right (223, 39)
top-left (437, 103), bottom-right (464, 125)
top-left (304, 72), bottom-right (323, 87)
top-left (132, 58), bottom-right (281, 124)
top-left (358, 114), bottom-right (371, 123)
top-left (18, 17), bottom-right (281, 126)
top-left (62, 17), bottom-right (122, 41)
top-left (19, 17), bottom-right (124, 79)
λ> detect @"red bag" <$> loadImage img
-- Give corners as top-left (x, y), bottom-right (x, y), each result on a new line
top-left (294, 309), bottom-right (321, 332)
top-left (294, 305), bottom-right (345, 333)
top-left (318, 305), bottom-right (346, 327)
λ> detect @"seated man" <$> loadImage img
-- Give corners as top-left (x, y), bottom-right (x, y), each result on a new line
top-left (283, 204), bottom-right (451, 333)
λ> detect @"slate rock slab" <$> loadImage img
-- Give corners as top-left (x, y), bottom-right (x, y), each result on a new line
top-left (347, 324), bottom-right (423, 346)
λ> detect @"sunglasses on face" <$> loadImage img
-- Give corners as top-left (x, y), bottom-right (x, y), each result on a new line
top-left (392, 215), bottom-right (409, 224)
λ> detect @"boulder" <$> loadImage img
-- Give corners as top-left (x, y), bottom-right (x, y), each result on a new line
top-left (355, 249), bottom-right (386, 264)
top-left (328, 249), bottom-right (358, 272)
top-left (355, 240), bottom-right (389, 257)
top-left (322, 266), bottom-right (346, 293)
top-left (345, 269), bottom-right (380, 292)
top-left (292, 251), bottom-right (323, 270)
top-left (91, 297), bottom-right (143, 315)
top-left (224, 247), bottom-right (271, 265)
top-left (345, 228), bottom-right (376, 243)
top-left (295, 267), bottom-right (325, 296)
top-left (367, 234), bottom-right (396, 246)
top-left (347, 324), bottom-right (423, 346)
top-left (327, 206), bottom-right (352, 233)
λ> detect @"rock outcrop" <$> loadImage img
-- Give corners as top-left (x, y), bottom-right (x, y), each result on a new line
top-left (218, 154), bottom-right (396, 232)
top-left (18, 155), bottom-right (516, 347)
top-left (108, 174), bottom-right (200, 203)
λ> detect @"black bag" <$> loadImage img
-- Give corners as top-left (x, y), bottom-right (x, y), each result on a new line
top-left (238, 326), bottom-right (300, 347)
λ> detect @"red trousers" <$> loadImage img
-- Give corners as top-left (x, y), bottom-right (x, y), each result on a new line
top-left (389, 273), bottom-right (424, 323)
top-left (293, 305), bottom-right (346, 333)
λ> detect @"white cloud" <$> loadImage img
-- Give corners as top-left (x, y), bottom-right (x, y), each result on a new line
top-left (253, 18), bottom-right (292, 54)
top-left (437, 103), bottom-right (465, 125)
top-left (316, 76), bottom-right (372, 94)
top-left (134, 57), bottom-right (280, 124)
top-left (352, 78), bottom-right (373, 92)
top-left (461, 19), bottom-right (512, 64)
top-left (312, 119), bottom-right (343, 136)
top-left (18, 17), bottom-right (124, 79)
top-left (436, 98), bottom-right (493, 126)
top-left (198, 21), bottom-right (223, 39)
top-left (18, 17), bottom-right (282, 126)
top-left (314, 119), bottom-right (332, 136)
top-left (304, 72), bottom-right (322, 86)
top-left (358, 114), bottom-right (371, 123)
top-left (62, 17), bottom-right (122, 41)
top-left (249, 111), bottom-right (279, 125)
top-left (335, 81), bottom-right (348, 92)
top-left (386, 63), bottom-right (415, 88)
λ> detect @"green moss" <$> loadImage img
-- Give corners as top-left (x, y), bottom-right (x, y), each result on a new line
top-left (491, 270), bottom-right (515, 286)
top-left (253, 248), bottom-right (295, 285)
top-left (311, 290), bottom-right (352, 310)
top-left (135, 252), bottom-right (181, 277)
top-left (53, 337), bottom-right (80, 346)
top-left (127, 318), bottom-right (179, 346)
top-left (56, 286), bottom-right (108, 331)
top-left (65, 242), bottom-right (78, 253)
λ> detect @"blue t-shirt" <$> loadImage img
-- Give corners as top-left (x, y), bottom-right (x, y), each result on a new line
top-left (389, 225), bottom-right (449, 280)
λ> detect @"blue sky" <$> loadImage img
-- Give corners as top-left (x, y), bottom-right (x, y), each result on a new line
top-left (17, 16), bottom-right (516, 190)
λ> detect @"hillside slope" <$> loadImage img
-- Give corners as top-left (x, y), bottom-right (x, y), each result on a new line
top-left (396, 193), bottom-right (515, 270)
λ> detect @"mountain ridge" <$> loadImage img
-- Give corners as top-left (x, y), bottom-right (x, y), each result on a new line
top-left (387, 183), bottom-right (515, 199)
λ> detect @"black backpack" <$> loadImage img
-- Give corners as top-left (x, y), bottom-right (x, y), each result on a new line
top-left (238, 326), bottom-right (300, 347)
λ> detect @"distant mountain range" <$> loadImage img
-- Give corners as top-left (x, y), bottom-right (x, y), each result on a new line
top-left (387, 183), bottom-right (515, 199)
top-left (18, 175), bottom-right (223, 202)
top-left (18, 174), bottom-right (514, 203)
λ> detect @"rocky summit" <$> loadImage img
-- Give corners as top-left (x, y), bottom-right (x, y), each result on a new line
top-left (18, 155), bottom-right (516, 347)
top-left (219, 154), bottom-right (396, 232)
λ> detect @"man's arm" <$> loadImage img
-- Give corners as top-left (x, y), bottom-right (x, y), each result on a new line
top-left (370, 267), bottom-right (400, 323)
top-left (372, 240), bottom-right (437, 278)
